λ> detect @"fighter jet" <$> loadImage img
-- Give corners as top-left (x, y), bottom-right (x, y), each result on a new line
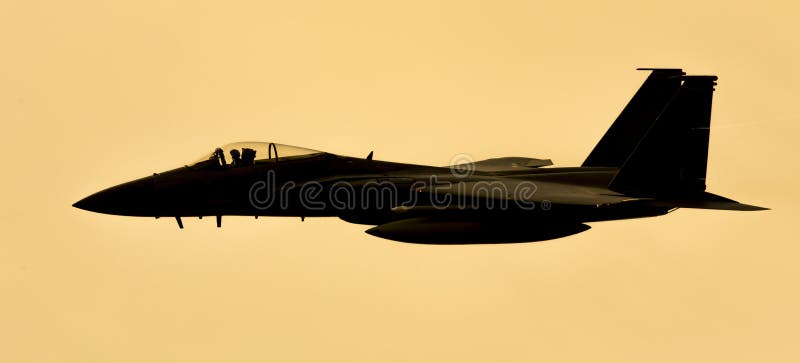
top-left (73, 68), bottom-right (767, 244)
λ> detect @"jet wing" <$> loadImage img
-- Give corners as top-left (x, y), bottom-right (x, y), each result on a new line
top-left (362, 177), bottom-right (647, 244)
top-left (319, 175), bottom-right (645, 208)
top-left (422, 177), bottom-right (647, 208)
top-left (449, 157), bottom-right (553, 172)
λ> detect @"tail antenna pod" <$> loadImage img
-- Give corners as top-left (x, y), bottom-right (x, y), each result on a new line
top-left (636, 67), bottom-right (685, 73)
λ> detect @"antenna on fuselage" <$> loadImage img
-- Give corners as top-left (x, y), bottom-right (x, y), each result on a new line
top-left (366, 151), bottom-right (373, 160)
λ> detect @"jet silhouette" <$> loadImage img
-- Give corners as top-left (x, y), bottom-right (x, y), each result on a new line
top-left (74, 68), bottom-right (766, 244)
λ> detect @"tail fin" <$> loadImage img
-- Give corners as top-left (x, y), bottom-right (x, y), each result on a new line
top-left (582, 68), bottom-right (685, 167)
top-left (609, 75), bottom-right (718, 197)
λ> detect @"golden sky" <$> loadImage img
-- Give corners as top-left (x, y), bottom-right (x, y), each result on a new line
top-left (1, 1), bottom-right (798, 362)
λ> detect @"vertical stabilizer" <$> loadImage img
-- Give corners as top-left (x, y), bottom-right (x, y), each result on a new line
top-left (609, 75), bottom-right (717, 196)
top-left (582, 68), bottom-right (685, 167)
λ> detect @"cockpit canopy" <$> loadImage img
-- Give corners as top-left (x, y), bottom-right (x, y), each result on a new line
top-left (191, 142), bottom-right (323, 168)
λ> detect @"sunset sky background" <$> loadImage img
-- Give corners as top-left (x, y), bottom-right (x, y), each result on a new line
top-left (1, 1), bottom-right (798, 362)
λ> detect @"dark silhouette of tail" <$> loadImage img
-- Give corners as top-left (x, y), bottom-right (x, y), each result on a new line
top-left (582, 68), bottom-right (685, 167)
top-left (609, 75), bottom-right (717, 196)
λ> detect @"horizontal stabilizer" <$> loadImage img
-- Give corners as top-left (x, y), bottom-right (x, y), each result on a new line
top-left (648, 192), bottom-right (768, 211)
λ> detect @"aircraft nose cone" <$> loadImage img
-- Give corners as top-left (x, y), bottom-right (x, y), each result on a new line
top-left (73, 176), bottom-right (157, 216)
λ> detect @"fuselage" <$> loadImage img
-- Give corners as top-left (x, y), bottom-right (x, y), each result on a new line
top-left (73, 151), bottom-right (671, 225)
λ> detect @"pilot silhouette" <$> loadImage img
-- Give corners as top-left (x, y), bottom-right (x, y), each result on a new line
top-left (211, 147), bottom-right (227, 167)
top-left (230, 149), bottom-right (242, 167)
